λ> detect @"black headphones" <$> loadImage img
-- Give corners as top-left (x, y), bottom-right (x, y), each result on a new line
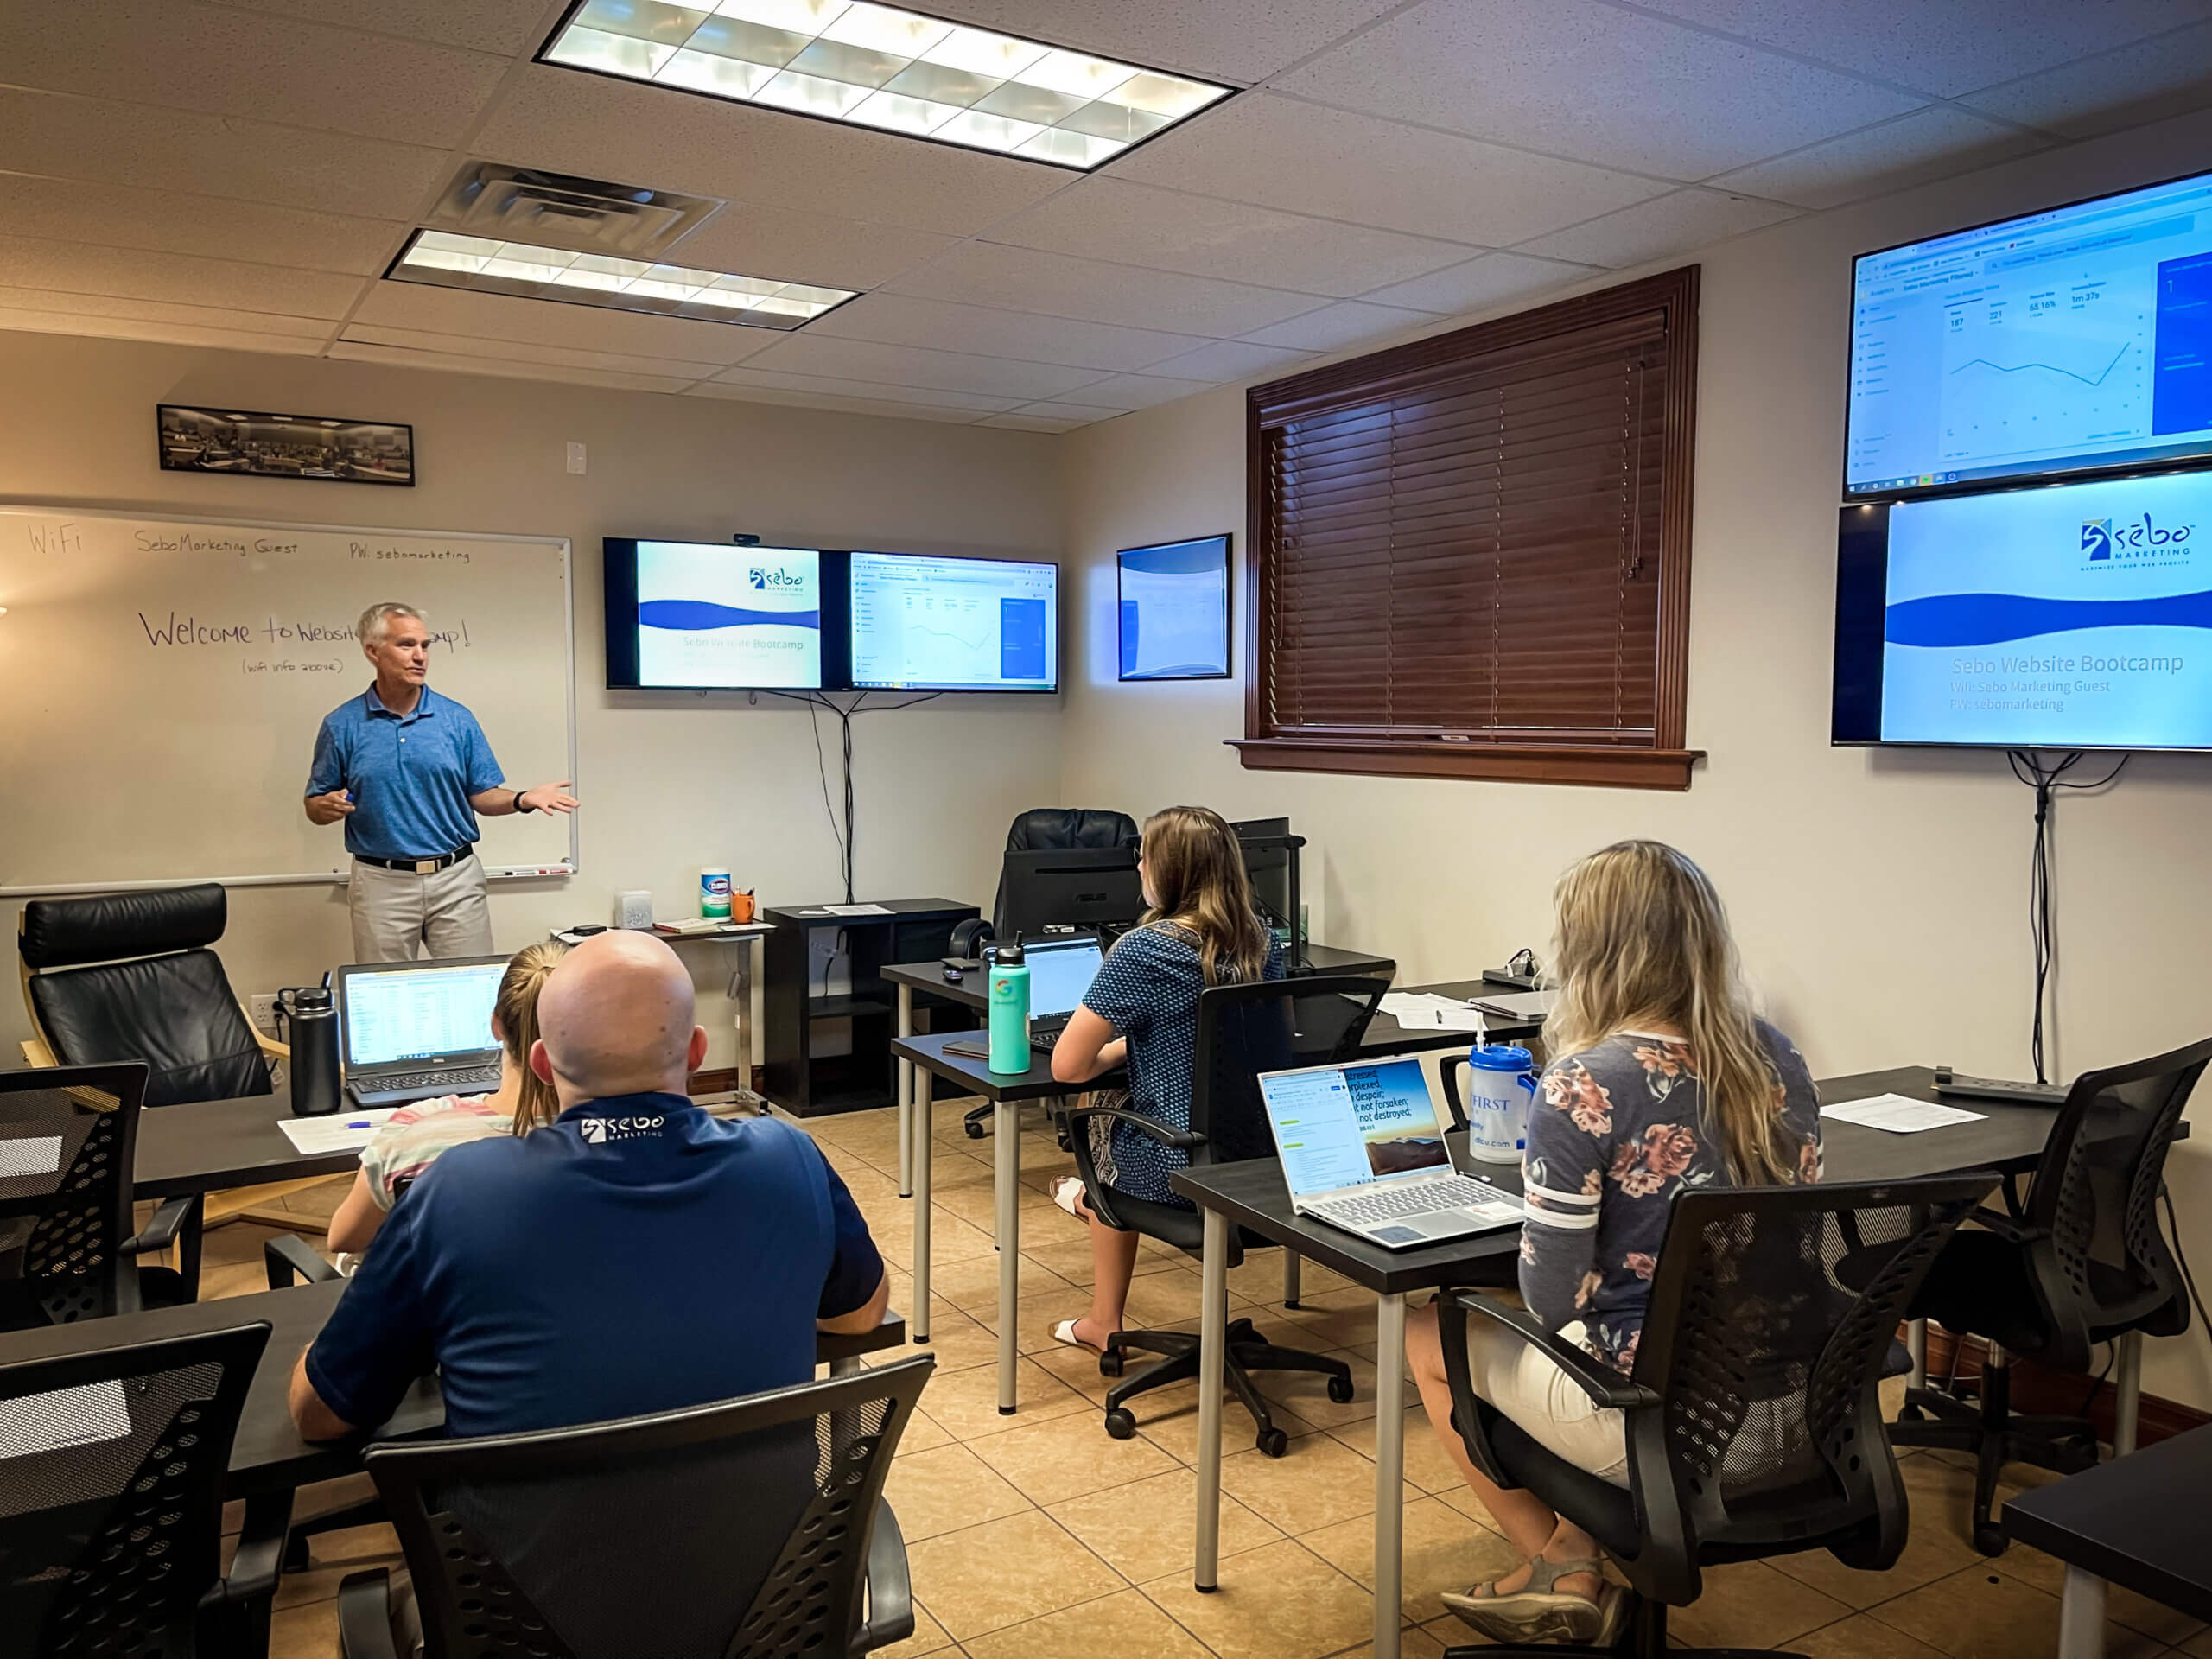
top-left (945, 918), bottom-right (996, 968)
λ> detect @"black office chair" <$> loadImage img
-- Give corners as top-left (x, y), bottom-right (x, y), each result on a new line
top-left (1434, 1173), bottom-right (1996, 1659)
top-left (0, 1062), bottom-right (200, 1326)
top-left (337, 1355), bottom-right (935, 1659)
top-left (0, 1321), bottom-right (286, 1658)
top-left (990, 807), bottom-right (1138, 938)
top-left (1891, 1036), bottom-right (2210, 1555)
top-left (1066, 975), bottom-right (1386, 1456)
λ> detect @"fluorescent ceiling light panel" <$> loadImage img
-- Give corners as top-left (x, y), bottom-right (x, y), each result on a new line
top-left (539, 0), bottom-right (1234, 170)
top-left (387, 230), bottom-right (856, 329)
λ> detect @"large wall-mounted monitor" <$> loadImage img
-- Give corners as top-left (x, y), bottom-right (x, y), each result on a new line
top-left (849, 551), bottom-right (1058, 693)
top-left (1846, 168), bottom-right (2212, 501)
top-left (1118, 534), bottom-right (1230, 681)
top-left (604, 538), bottom-right (831, 690)
top-left (1832, 467), bottom-right (2212, 751)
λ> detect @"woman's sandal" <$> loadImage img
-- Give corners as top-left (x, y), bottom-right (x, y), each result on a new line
top-left (1048, 1176), bottom-right (1089, 1220)
top-left (1052, 1318), bottom-right (1113, 1355)
top-left (1439, 1555), bottom-right (1625, 1646)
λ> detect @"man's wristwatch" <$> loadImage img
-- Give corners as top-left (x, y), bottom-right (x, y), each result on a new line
top-left (514, 788), bottom-right (537, 814)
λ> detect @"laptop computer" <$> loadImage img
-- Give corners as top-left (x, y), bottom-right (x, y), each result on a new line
top-left (1021, 932), bottom-right (1106, 1052)
top-left (1258, 1056), bottom-right (1524, 1249)
top-left (335, 955), bottom-right (508, 1109)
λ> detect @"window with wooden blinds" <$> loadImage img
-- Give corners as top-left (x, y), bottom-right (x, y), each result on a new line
top-left (1233, 266), bottom-right (1703, 790)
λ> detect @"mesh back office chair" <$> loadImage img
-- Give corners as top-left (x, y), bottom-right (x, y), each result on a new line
top-left (18, 884), bottom-right (330, 1237)
top-left (0, 1064), bottom-right (199, 1329)
top-left (1066, 976), bottom-right (1385, 1455)
top-left (337, 1356), bottom-right (934, 1659)
top-left (1436, 1174), bottom-right (1995, 1659)
top-left (1892, 1036), bottom-right (2209, 1555)
top-left (0, 1321), bottom-right (282, 1658)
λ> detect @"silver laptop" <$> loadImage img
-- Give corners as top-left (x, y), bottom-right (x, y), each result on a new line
top-left (1020, 932), bottom-right (1105, 1051)
top-left (1258, 1056), bottom-right (1524, 1249)
top-left (335, 955), bottom-right (507, 1108)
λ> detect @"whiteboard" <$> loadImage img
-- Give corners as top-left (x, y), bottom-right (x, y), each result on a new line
top-left (0, 505), bottom-right (576, 895)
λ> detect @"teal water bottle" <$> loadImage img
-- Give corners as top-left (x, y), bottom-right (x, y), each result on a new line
top-left (987, 941), bottom-right (1031, 1074)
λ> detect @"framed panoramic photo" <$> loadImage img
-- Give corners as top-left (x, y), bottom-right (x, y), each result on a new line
top-left (1117, 533), bottom-right (1230, 681)
top-left (157, 405), bottom-right (415, 486)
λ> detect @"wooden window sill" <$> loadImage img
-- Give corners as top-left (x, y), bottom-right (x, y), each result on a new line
top-left (1228, 736), bottom-right (1703, 790)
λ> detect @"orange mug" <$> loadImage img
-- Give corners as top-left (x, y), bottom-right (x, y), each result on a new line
top-left (729, 889), bottom-right (756, 924)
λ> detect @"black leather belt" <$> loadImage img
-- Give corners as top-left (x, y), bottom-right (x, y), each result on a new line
top-left (354, 849), bottom-right (473, 874)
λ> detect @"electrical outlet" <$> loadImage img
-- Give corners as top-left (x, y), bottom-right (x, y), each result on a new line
top-left (249, 993), bottom-right (281, 1036)
top-left (565, 441), bottom-right (587, 474)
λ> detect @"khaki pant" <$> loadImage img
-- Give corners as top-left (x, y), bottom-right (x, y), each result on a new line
top-left (347, 853), bottom-right (495, 963)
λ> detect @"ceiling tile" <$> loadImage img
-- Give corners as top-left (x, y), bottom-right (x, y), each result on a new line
top-left (702, 367), bottom-right (1020, 413)
top-left (1353, 251), bottom-right (1597, 315)
top-left (0, 171), bottom-right (400, 274)
top-left (473, 66), bottom-right (1071, 237)
top-left (883, 241), bottom-right (1327, 335)
top-left (1270, 0), bottom-right (1926, 179)
top-left (664, 203), bottom-right (956, 294)
top-left (1961, 22), bottom-right (2212, 139)
top-left (0, 233), bottom-right (365, 317)
top-left (1112, 92), bottom-right (1672, 245)
top-left (804, 292), bottom-right (1206, 372)
top-left (0, 88), bottom-right (449, 220)
top-left (1712, 107), bottom-right (2052, 210)
top-left (731, 334), bottom-right (1102, 399)
top-left (1239, 300), bottom-right (1439, 351)
top-left (1054, 371), bottom-right (1216, 410)
top-left (341, 323), bottom-right (723, 379)
top-left (0, 310), bottom-right (322, 355)
top-left (981, 178), bottom-right (1477, 297)
top-left (1143, 339), bottom-right (1319, 382)
top-left (1515, 188), bottom-right (1801, 268)
top-left (1002, 401), bottom-right (1122, 423)
top-left (918, 0), bottom-right (1408, 81)
top-left (219, 0), bottom-right (554, 54)
top-left (350, 282), bottom-right (783, 365)
top-left (0, 0), bottom-right (511, 148)
top-left (976, 412), bottom-right (1090, 431)
top-left (328, 339), bottom-right (703, 393)
top-left (0, 284), bottom-right (334, 337)
top-left (1630, 0), bottom-right (2212, 100)
top-left (685, 381), bottom-right (987, 423)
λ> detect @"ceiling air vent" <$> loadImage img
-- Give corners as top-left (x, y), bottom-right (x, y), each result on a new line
top-left (426, 162), bottom-right (718, 261)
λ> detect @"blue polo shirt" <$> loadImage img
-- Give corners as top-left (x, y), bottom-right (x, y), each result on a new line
top-left (303, 1096), bottom-right (884, 1438)
top-left (306, 685), bottom-right (504, 861)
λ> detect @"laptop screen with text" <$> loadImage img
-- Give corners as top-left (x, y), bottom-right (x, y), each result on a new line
top-left (1260, 1058), bottom-right (1450, 1197)
top-left (1022, 938), bottom-right (1103, 1018)
top-left (341, 961), bottom-right (505, 1068)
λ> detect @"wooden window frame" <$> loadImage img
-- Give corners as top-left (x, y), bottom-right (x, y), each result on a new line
top-left (1231, 266), bottom-right (1705, 791)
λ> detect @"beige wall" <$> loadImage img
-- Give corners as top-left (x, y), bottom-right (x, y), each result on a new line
top-left (1059, 111), bottom-right (2212, 1410)
top-left (0, 331), bottom-right (1063, 1068)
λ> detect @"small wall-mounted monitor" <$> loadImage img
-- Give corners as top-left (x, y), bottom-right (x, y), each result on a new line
top-left (604, 538), bottom-right (830, 690)
top-left (1118, 534), bottom-right (1230, 680)
top-left (848, 550), bottom-right (1058, 692)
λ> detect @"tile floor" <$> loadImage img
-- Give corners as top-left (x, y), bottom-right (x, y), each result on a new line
top-left (203, 1103), bottom-right (2210, 1659)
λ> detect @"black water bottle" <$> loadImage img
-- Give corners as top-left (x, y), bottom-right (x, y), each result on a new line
top-left (279, 986), bottom-right (343, 1116)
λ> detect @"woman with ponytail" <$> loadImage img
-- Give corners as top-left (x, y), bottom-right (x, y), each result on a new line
top-left (1406, 841), bottom-right (1821, 1646)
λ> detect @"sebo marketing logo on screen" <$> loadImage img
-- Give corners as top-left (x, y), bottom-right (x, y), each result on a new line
top-left (2082, 512), bottom-right (2193, 569)
top-left (749, 564), bottom-right (807, 590)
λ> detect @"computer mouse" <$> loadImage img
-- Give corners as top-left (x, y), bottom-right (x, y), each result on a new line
top-left (943, 965), bottom-right (965, 982)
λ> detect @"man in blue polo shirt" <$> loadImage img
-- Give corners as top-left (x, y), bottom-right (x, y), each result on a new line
top-left (306, 601), bottom-right (579, 962)
top-left (289, 930), bottom-right (888, 1440)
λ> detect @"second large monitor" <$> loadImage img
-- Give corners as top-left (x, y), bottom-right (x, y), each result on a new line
top-left (850, 551), bottom-right (1058, 693)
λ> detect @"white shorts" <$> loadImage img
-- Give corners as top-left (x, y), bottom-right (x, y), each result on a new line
top-left (1462, 1314), bottom-right (1630, 1487)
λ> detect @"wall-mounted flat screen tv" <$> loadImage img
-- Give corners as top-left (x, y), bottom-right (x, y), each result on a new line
top-left (848, 551), bottom-right (1058, 693)
top-left (1118, 534), bottom-right (1230, 681)
top-left (604, 538), bottom-right (830, 690)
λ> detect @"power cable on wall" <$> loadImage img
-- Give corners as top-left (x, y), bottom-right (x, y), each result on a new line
top-left (774, 690), bottom-right (942, 903)
top-left (2005, 749), bottom-right (2128, 1083)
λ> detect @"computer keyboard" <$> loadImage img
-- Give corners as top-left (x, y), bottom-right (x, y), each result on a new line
top-left (1311, 1174), bottom-right (1510, 1225)
top-left (359, 1065), bottom-right (501, 1095)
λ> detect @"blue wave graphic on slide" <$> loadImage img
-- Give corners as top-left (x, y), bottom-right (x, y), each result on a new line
top-left (639, 599), bottom-right (819, 632)
top-left (1886, 589), bottom-right (2212, 647)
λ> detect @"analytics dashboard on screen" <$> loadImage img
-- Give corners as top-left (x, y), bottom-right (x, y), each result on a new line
top-left (1847, 168), bottom-right (2212, 498)
top-left (849, 552), bottom-right (1057, 692)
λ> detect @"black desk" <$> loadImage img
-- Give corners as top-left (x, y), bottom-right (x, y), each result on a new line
top-left (0, 1281), bottom-right (908, 1497)
top-left (134, 1093), bottom-right (359, 1200)
top-left (1170, 1064), bottom-right (2099, 1659)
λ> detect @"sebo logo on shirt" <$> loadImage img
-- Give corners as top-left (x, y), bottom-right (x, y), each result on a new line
top-left (578, 1113), bottom-right (665, 1144)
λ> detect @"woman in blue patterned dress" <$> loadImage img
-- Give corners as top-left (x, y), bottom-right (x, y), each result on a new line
top-left (1406, 840), bottom-right (1822, 1646)
top-left (1046, 805), bottom-right (1283, 1355)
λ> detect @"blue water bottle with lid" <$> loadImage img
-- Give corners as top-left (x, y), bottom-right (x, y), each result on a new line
top-left (1463, 1044), bottom-right (1538, 1163)
top-left (986, 941), bottom-right (1031, 1074)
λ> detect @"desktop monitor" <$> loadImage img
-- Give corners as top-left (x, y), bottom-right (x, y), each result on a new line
top-left (1236, 832), bottom-right (1305, 949)
top-left (848, 550), bottom-right (1058, 692)
top-left (998, 848), bottom-right (1144, 940)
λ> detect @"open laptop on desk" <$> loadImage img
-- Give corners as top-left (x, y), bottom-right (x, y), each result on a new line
top-left (1260, 1056), bottom-right (1522, 1249)
top-left (336, 956), bottom-right (506, 1108)
top-left (946, 933), bottom-right (1107, 1060)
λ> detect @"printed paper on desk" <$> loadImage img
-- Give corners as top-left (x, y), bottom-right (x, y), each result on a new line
top-left (1820, 1095), bottom-right (1986, 1134)
top-left (279, 1109), bottom-right (399, 1155)
top-left (823, 903), bottom-right (893, 916)
top-left (0, 1136), bottom-right (63, 1178)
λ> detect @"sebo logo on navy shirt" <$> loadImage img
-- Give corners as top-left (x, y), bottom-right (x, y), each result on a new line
top-left (578, 1113), bottom-right (665, 1144)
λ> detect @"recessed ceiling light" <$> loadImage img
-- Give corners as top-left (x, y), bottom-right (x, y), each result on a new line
top-left (387, 230), bottom-right (857, 329)
top-left (537, 0), bottom-right (1234, 171)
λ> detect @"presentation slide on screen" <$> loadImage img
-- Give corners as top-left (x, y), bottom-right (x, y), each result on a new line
top-left (849, 553), bottom-right (1055, 690)
top-left (1263, 1059), bottom-right (1446, 1192)
top-left (1119, 537), bottom-right (1229, 679)
top-left (1880, 469), bottom-right (2212, 747)
top-left (344, 964), bottom-right (503, 1065)
top-left (634, 542), bottom-right (822, 689)
top-left (1849, 172), bottom-right (2212, 493)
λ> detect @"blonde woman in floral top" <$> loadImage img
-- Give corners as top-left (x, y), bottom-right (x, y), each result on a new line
top-left (1406, 842), bottom-right (1821, 1647)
